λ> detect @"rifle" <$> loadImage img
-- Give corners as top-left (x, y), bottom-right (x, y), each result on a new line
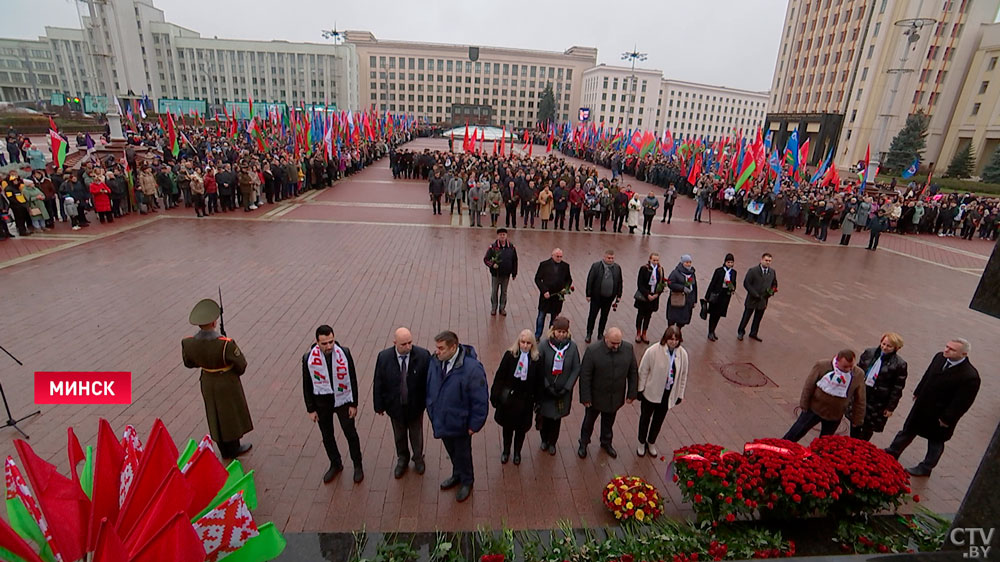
top-left (218, 286), bottom-right (226, 337)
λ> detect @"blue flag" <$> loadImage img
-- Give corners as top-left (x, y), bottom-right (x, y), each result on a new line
top-left (901, 157), bottom-right (919, 179)
top-left (784, 130), bottom-right (799, 171)
top-left (810, 148), bottom-right (833, 184)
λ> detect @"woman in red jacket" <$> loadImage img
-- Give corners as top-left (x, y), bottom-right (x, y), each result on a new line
top-left (89, 169), bottom-right (114, 223)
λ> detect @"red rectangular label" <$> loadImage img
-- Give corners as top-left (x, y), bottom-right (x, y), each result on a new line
top-left (34, 372), bottom-right (132, 405)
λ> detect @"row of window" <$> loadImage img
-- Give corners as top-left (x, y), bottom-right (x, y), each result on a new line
top-left (368, 56), bottom-right (573, 82)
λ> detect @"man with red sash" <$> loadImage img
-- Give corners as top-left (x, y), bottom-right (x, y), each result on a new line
top-left (303, 324), bottom-right (364, 484)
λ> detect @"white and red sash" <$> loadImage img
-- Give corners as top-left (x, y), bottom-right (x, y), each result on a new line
top-left (308, 344), bottom-right (353, 407)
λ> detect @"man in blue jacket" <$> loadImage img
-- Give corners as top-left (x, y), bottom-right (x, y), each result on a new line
top-left (426, 330), bottom-right (489, 503)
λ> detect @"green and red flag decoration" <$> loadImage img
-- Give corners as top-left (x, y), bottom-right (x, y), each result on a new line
top-left (167, 113), bottom-right (180, 157)
top-left (49, 130), bottom-right (67, 170)
top-left (248, 117), bottom-right (267, 152)
top-left (0, 420), bottom-right (286, 562)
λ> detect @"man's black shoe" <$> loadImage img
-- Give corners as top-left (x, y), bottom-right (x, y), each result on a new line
top-left (548, 444), bottom-right (556, 455)
top-left (323, 463), bottom-right (344, 483)
top-left (749, 335), bottom-right (763, 342)
top-left (737, 333), bottom-right (745, 341)
top-left (353, 466), bottom-right (365, 483)
top-left (602, 444), bottom-right (618, 459)
top-left (500, 452), bottom-right (509, 464)
top-left (456, 484), bottom-right (472, 503)
top-left (513, 453), bottom-right (521, 465)
top-left (577, 444), bottom-right (588, 459)
top-left (414, 459), bottom-right (425, 475)
top-left (394, 461), bottom-right (407, 479)
top-left (440, 475), bottom-right (460, 490)
top-left (906, 465), bottom-right (932, 477)
top-left (540, 441), bottom-right (549, 451)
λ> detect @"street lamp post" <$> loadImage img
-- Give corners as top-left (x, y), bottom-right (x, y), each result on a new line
top-left (621, 48), bottom-right (647, 133)
top-left (867, 6), bottom-right (935, 186)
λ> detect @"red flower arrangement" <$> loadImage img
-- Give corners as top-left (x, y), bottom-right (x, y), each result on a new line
top-left (809, 435), bottom-right (910, 514)
top-left (672, 444), bottom-right (748, 522)
top-left (602, 475), bottom-right (663, 522)
top-left (737, 438), bottom-right (840, 518)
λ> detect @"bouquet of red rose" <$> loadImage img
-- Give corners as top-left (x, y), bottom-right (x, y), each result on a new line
top-left (737, 438), bottom-right (840, 518)
top-left (556, 284), bottom-right (574, 301)
top-left (810, 435), bottom-right (910, 515)
top-left (602, 475), bottom-right (663, 523)
top-left (654, 280), bottom-right (667, 294)
top-left (672, 444), bottom-right (748, 522)
top-left (723, 279), bottom-right (736, 294)
top-left (765, 283), bottom-right (778, 297)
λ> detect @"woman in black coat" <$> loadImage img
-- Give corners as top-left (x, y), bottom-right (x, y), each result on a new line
top-left (490, 329), bottom-right (543, 465)
top-left (633, 253), bottom-right (666, 344)
top-left (665, 254), bottom-right (697, 329)
top-left (851, 333), bottom-right (908, 441)
top-left (703, 253), bottom-right (737, 342)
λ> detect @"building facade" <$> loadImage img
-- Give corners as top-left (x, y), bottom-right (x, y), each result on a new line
top-left (345, 30), bottom-right (597, 129)
top-left (581, 64), bottom-right (664, 131)
top-left (0, 38), bottom-right (61, 104)
top-left (767, 0), bottom-right (1000, 170)
top-left (659, 80), bottom-right (769, 144)
top-left (939, 22), bottom-right (1000, 176)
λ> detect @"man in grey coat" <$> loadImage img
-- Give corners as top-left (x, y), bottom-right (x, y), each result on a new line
top-left (468, 180), bottom-right (485, 227)
top-left (577, 327), bottom-right (638, 459)
top-left (737, 252), bottom-right (777, 342)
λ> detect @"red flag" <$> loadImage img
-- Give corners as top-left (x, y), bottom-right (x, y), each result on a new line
top-left (13, 439), bottom-right (90, 562)
top-left (547, 129), bottom-right (554, 153)
top-left (88, 419), bottom-right (125, 550)
top-left (181, 447), bottom-right (228, 517)
top-left (687, 153), bottom-right (702, 185)
top-left (158, 114), bottom-right (164, 131)
top-left (48, 116), bottom-right (58, 134)
top-left (92, 517), bottom-right (129, 562)
top-left (116, 419), bottom-right (179, 540)
top-left (0, 516), bottom-right (44, 562)
top-left (499, 126), bottom-right (505, 156)
top-left (450, 130), bottom-right (454, 150)
top-left (463, 122), bottom-right (470, 152)
top-left (122, 470), bottom-right (193, 554)
top-left (479, 128), bottom-right (485, 154)
top-left (67, 427), bottom-right (85, 482)
top-left (129, 511), bottom-right (204, 562)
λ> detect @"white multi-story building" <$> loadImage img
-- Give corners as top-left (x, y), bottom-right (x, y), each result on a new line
top-left (580, 64), bottom-right (664, 131)
top-left (345, 30), bottom-right (597, 128)
top-left (0, 37), bottom-right (61, 104)
top-left (767, 0), bottom-right (1000, 170)
top-left (659, 80), bottom-right (769, 143)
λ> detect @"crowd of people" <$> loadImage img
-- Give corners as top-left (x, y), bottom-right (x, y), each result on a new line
top-left (1, 121), bottom-right (413, 239)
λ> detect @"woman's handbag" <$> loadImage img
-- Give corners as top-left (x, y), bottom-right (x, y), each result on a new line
top-left (699, 298), bottom-right (710, 320)
top-left (28, 207), bottom-right (42, 217)
top-left (669, 291), bottom-right (686, 308)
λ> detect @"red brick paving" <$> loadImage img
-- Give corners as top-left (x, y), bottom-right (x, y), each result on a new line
top-left (0, 138), bottom-right (997, 534)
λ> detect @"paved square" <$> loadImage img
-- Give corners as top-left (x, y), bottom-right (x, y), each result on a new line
top-left (1, 139), bottom-right (996, 533)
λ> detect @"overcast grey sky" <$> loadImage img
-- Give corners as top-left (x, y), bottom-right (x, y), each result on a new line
top-left (4, 0), bottom-right (787, 91)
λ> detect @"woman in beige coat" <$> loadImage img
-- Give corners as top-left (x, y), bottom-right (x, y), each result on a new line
top-left (635, 325), bottom-right (689, 457)
top-left (537, 183), bottom-right (554, 229)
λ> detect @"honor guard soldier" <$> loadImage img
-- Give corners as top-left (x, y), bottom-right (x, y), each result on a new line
top-left (182, 298), bottom-right (254, 459)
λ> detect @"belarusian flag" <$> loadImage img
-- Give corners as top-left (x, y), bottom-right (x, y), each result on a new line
top-left (4, 457), bottom-right (58, 562)
top-left (49, 130), bottom-right (66, 170)
top-left (192, 490), bottom-right (259, 562)
top-left (735, 160), bottom-right (757, 191)
top-left (167, 113), bottom-right (179, 157)
top-left (122, 156), bottom-right (133, 189)
top-left (248, 117), bottom-right (267, 152)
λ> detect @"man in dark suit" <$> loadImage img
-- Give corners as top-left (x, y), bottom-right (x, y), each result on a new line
top-left (584, 250), bottom-right (623, 344)
top-left (373, 327), bottom-right (433, 478)
top-left (737, 252), bottom-right (777, 342)
top-left (577, 327), bottom-right (638, 459)
top-left (534, 248), bottom-right (573, 340)
top-left (885, 338), bottom-right (981, 477)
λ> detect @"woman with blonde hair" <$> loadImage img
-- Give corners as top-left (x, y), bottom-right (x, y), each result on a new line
top-left (852, 332), bottom-right (908, 441)
top-left (490, 329), bottom-right (543, 465)
top-left (635, 325), bottom-right (689, 457)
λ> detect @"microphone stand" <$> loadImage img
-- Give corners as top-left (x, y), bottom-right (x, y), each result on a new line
top-left (0, 343), bottom-right (41, 439)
